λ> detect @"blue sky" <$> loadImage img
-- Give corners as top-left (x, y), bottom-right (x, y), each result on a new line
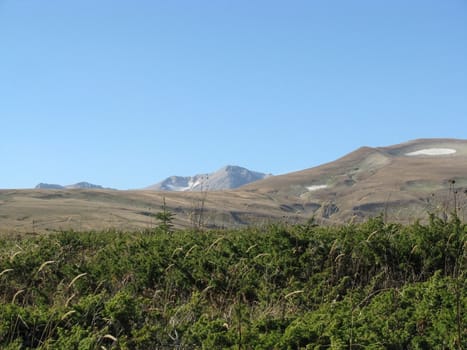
top-left (1, 1), bottom-right (466, 189)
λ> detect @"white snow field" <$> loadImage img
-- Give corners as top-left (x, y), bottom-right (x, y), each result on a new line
top-left (405, 148), bottom-right (457, 156)
top-left (306, 185), bottom-right (328, 191)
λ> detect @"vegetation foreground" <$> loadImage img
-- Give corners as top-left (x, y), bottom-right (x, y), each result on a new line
top-left (0, 215), bottom-right (465, 349)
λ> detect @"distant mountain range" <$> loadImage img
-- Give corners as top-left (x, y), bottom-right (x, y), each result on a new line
top-left (4, 138), bottom-right (467, 233)
top-left (34, 166), bottom-right (271, 191)
top-left (146, 165), bottom-right (271, 191)
top-left (35, 182), bottom-right (107, 190)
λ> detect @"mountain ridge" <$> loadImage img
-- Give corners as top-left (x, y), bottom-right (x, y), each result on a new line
top-left (35, 182), bottom-right (108, 190)
top-left (241, 137), bottom-right (467, 222)
top-left (146, 165), bottom-right (271, 191)
top-left (3, 138), bottom-right (467, 234)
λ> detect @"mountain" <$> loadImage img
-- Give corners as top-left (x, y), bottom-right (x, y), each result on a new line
top-left (35, 182), bottom-right (105, 190)
top-left (35, 183), bottom-right (64, 189)
top-left (242, 138), bottom-right (467, 222)
top-left (5, 138), bottom-right (467, 234)
top-left (147, 165), bottom-right (271, 191)
top-left (65, 182), bottom-right (106, 189)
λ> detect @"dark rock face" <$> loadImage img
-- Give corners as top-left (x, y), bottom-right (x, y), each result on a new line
top-left (321, 203), bottom-right (339, 218)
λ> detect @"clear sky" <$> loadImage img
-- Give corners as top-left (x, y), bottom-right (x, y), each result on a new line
top-left (1, 1), bottom-right (466, 189)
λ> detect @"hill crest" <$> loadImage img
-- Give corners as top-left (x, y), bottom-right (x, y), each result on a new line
top-left (3, 138), bottom-right (467, 233)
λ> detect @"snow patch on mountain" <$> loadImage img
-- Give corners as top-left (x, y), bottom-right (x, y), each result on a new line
top-left (306, 185), bottom-right (328, 191)
top-left (147, 166), bottom-right (271, 191)
top-left (405, 148), bottom-right (457, 156)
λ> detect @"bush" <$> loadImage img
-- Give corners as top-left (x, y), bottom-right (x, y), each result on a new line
top-left (0, 216), bottom-right (465, 348)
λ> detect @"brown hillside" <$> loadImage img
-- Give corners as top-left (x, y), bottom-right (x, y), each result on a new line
top-left (242, 138), bottom-right (467, 222)
top-left (1, 138), bottom-right (466, 234)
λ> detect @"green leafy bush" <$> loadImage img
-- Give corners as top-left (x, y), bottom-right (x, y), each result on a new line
top-left (0, 215), bottom-right (465, 348)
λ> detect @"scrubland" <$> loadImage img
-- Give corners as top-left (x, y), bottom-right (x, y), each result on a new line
top-left (0, 213), bottom-right (465, 349)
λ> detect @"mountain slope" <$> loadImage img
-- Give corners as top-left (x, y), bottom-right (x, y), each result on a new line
top-left (242, 138), bottom-right (467, 222)
top-left (147, 165), bottom-right (271, 191)
top-left (3, 138), bottom-right (467, 234)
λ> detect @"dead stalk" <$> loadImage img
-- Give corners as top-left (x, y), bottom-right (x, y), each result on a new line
top-left (68, 273), bottom-right (87, 289)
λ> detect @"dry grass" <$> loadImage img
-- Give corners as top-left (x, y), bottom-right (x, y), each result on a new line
top-left (2, 139), bottom-right (467, 234)
top-left (68, 273), bottom-right (87, 289)
top-left (0, 188), bottom-right (302, 234)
